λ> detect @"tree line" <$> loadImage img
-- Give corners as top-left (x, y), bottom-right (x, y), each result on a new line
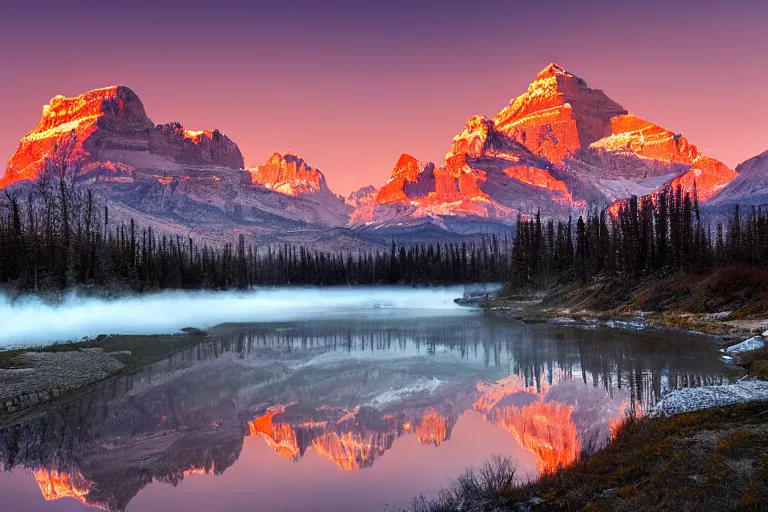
top-left (510, 184), bottom-right (768, 289)
top-left (0, 174), bottom-right (509, 293)
top-left (1, 167), bottom-right (765, 296)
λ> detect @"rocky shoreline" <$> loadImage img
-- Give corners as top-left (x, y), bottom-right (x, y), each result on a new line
top-left (484, 297), bottom-right (768, 413)
top-left (485, 297), bottom-right (767, 347)
top-left (0, 331), bottom-right (207, 423)
top-left (398, 300), bottom-right (768, 511)
top-left (0, 348), bottom-right (124, 414)
top-left (1, 300), bottom-right (767, 424)
top-left (653, 379), bottom-right (768, 416)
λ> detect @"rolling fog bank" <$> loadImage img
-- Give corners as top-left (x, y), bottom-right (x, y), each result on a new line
top-left (0, 286), bottom-right (477, 348)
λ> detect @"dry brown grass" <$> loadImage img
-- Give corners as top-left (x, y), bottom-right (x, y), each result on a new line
top-left (507, 265), bottom-right (768, 321)
top-left (514, 402), bottom-right (768, 511)
top-left (402, 403), bottom-right (768, 511)
top-left (742, 349), bottom-right (768, 380)
top-left (676, 266), bottom-right (768, 318)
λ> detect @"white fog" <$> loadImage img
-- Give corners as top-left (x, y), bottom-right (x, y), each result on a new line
top-left (0, 286), bottom-right (478, 347)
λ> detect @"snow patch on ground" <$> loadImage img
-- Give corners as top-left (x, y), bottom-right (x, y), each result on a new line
top-left (726, 336), bottom-right (765, 354)
top-left (604, 319), bottom-right (647, 330)
top-left (653, 380), bottom-right (768, 416)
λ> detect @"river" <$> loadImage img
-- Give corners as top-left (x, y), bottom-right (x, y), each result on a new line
top-left (0, 292), bottom-right (730, 511)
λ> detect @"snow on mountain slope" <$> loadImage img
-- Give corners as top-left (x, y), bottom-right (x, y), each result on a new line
top-left (2, 87), bottom-right (351, 234)
top-left (358, 63), bottom-right (737, 225)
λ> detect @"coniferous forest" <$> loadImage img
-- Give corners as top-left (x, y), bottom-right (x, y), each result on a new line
top-left (0, 177), bottom-right (507, 292)
top-left (508, 184), bottom-right (768, 290)
top-left (1, 175), bottom-right (767, 295)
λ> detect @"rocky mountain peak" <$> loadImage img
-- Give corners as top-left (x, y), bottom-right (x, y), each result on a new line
top-left (535, 62), bottom-right (581, 82)
top-left (445, 115), bottom-right (534, 165)
top-left (3, 86), bottom-right (154, 186)
top-left (2, 85), bottom-right (244, 188)
top-left (247, 151), bottom-right (331, 197)
top-left (494, 63), bottom-right (627, 162)
top-left (38, 85), bottom-right (153, 132)
top-left (346, 185), bottom-right (377, 208)
top-left (392, 153), bottom-right (422, 180)
top-left (445, 116), bottom-right (495, 161)
top-left (374, 154), bottom-right (433, 204)
top-left (150, 122), bottom-right (244, 169)
top-left (356, 63), bottom-right (737, 226)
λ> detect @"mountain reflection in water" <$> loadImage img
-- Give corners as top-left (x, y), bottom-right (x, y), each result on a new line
top-left (0, 312), bottom-right (728, 511)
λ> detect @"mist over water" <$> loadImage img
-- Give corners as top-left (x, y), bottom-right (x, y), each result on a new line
top-left (0, 286), bottom-right (478, 347)
top-left (0, 289), bottom-right (730, 512)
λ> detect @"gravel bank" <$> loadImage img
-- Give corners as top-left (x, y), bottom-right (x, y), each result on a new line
top-left (653, 379), bottom-right (768, 416)
top-left (0, 348), bottom-right (124, 414)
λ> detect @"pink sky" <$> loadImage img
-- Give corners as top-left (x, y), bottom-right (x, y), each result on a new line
top-left (1, 1), bottom-right (766, 195)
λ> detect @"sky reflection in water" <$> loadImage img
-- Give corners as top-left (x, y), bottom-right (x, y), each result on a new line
top-left (0, 310), bottom-right (728, 511)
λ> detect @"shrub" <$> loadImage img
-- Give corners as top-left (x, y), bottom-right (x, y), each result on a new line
top-left (400, 455), bottom-right (517, 512)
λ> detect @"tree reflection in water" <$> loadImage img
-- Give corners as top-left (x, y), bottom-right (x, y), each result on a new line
top-left (0, 314), bottom-right (727, 511)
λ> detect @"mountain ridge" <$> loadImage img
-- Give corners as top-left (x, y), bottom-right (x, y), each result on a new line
top-left (2, 66), bottom-right (758, 243)
top-left (361, 62), bottom-right (738, 225)
top-left (1, 86), bottom-right (356, 245)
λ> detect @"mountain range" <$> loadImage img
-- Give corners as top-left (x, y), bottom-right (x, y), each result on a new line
top-left (1, 63), bottom-right (763, 246)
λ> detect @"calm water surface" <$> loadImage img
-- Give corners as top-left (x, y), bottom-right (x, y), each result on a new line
top-left (0, 309), bottom-right (729, 511)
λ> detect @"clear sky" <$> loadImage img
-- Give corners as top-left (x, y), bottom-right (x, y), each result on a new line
top-left (1, 0), bottom-right (766, 195)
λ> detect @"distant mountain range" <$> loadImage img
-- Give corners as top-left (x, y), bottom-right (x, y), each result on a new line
top-left (1, 63), bottom-right (763, 246)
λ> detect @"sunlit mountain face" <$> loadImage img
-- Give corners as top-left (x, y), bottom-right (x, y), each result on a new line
top-left (358, 63), bottom-right (737, 226)
top-left (1, 86), bottom-right (243, 188)
top-left (0, 313), bottom-right (728, 511)
top-left (1, 63), bottom-right (744, 244)
top-left (0, 86), bottom-right (353, 248)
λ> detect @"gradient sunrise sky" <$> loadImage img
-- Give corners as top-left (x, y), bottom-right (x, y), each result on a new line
top-left (1, 0), bottom-right (766, 195)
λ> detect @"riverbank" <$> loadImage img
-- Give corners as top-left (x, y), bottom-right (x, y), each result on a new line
top-left (486, 266), bottom-right (768, 379)
top-left (486, 298), bottom-right (768, 377)
top-left (403, 401), bottom-right (768, 512)
top-left (523, 400), bottom-right (768, 511)
top-left (0, 329), bottom-right (208, 422)
top-left (407, 269), bottom-right (768, 511)
top-left (401, 322), bottom-right (768, 512)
